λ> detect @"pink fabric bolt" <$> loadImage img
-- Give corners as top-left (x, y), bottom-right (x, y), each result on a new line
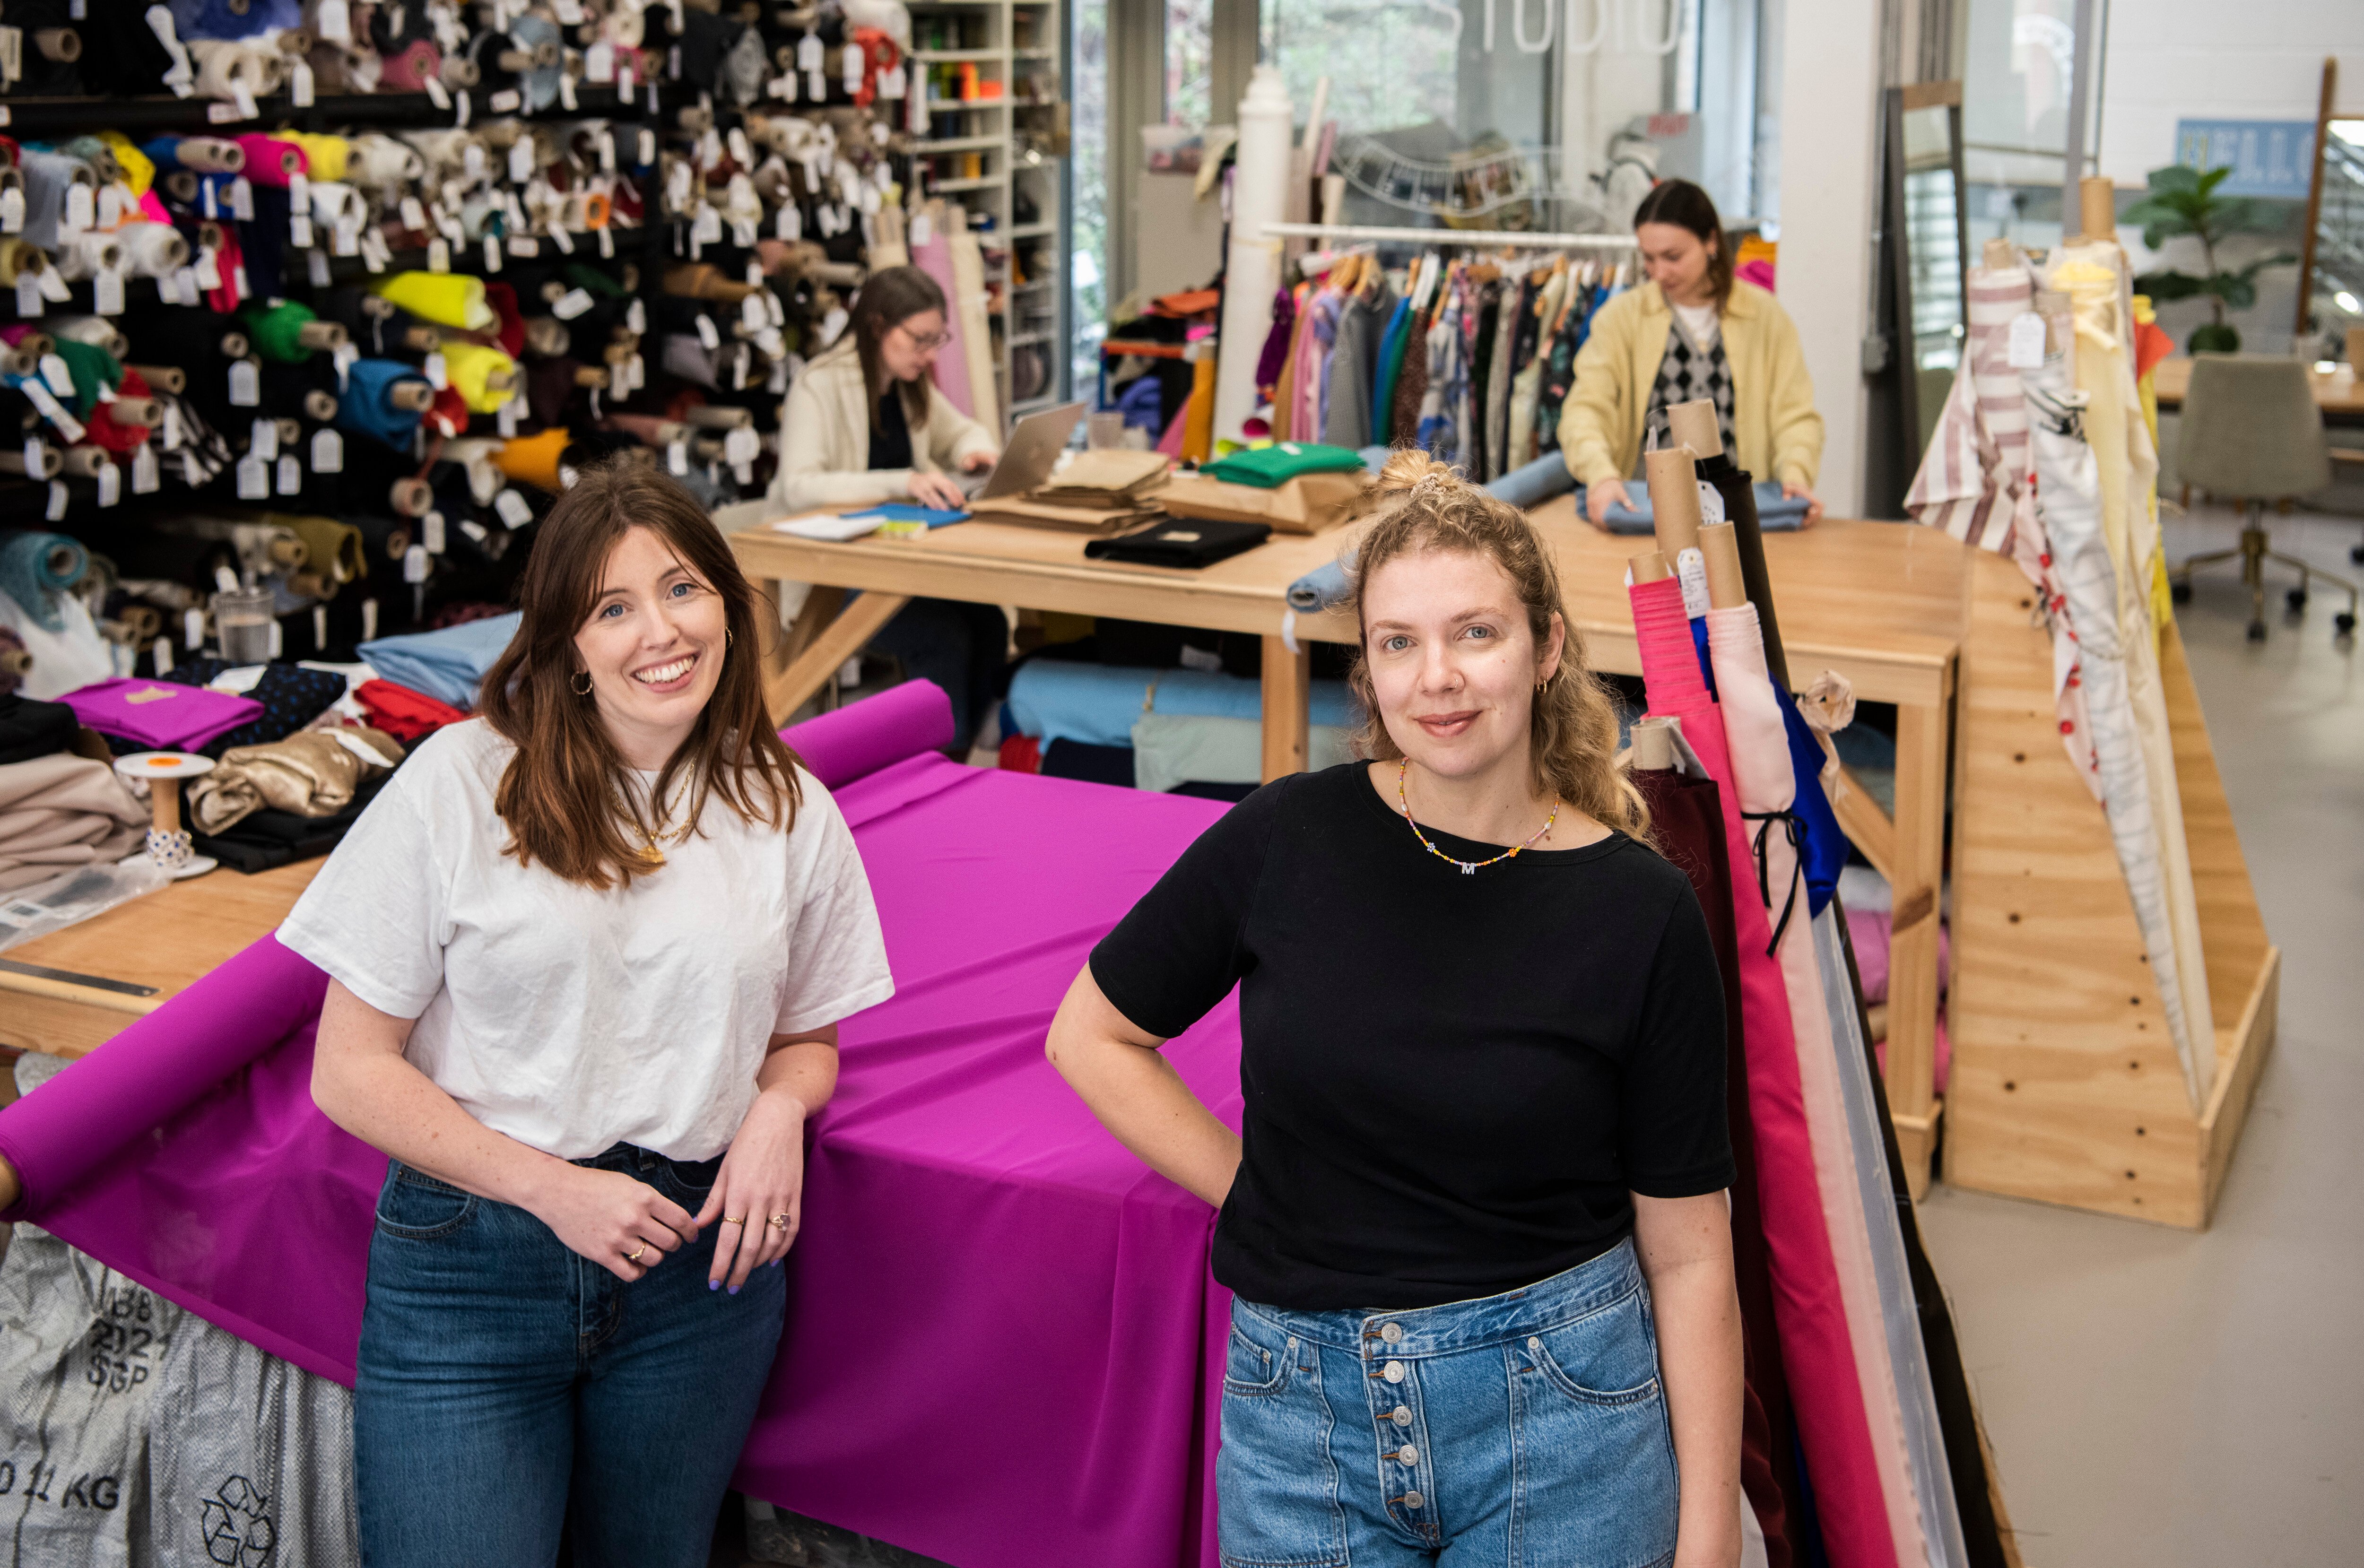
top-left (58, 677), bottom-right (264, 751)
top-left (0, 681), bottom-right (1237, 1568)
top-left (1630, 577), bottom-right (1897, 1568)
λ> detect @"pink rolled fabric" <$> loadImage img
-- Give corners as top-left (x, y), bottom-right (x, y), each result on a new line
top-left (1632, 576), bottom-right (1898, 1568)
top-left (234, 133), bottom-right (308, 186)
top-left (782, 676), bottom-right (953, 788)
top-left (375, 38), bottom-right (442, 91)
top-left (1710, 603), bottom-right (1934, 1568)
top-left (909, 223), bottom-right (973, 418)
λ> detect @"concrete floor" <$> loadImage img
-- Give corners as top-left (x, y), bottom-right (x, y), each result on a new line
top-left (1916, 500), bottom-right (2364, 1568)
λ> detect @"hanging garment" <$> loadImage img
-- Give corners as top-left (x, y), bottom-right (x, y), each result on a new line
top-left (1323, 277), bottom-right (1397, 452)
top-left (1391, 306), bottom-right (1430, 447)
top-left (1505, 270), bottom-right (1568, 473)
top-left (1371, 293), bottom-right (1414, 444)
top-left (1484, 276), bottom-right (1528, 480)
top-left (1417, 290), bottom-right (1465, 464)
top-left (1455, 280), bottom-right (1486, 473)
top-left (1532, 282), bottom-right (1594, 457)
top-left (1643, 306), bottom-right (1738, 464)
top-left (1301, 286), bottom-right (1344, 445)
top-left (1269, 284), bottom-right (1311, 439)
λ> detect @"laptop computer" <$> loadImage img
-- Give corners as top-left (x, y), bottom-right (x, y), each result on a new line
top-left (962, 401), bottom-right (1088, 502)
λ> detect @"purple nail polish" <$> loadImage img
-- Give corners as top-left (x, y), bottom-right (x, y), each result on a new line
top-left (729, 1285), bottom-right (740, 1295)
top-left (708, 1279), bottom-right (720, 1291)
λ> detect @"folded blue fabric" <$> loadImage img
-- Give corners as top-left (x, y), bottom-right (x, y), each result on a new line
top-left (1285, 558), bottom-right (1353, 614)
top-left (358, 613), bottom-right (521, 710)
top-left (1581, 479), bottom-right (1810, 536)
top-left (845, 504), bottom-right (970, 527)
top-left (1486, 452), bottom-right (1578, 510)
top-left (1007, 661), bottom-right (1358, 749)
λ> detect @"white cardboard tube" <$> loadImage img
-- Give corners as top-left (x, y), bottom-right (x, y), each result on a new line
top-left (1211, 66), bottom-right (1293, 447)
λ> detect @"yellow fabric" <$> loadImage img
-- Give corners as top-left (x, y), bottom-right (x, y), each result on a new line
top-left (98, 132), bottom-right (153, 199)
top-left (440, 341), bottom-right (518, 413)
top-left (1556, 277), bottom-right (1825, 490)
top-left (2132, 294), bottom-right (2175, 641)
top-left (373, 271), bottom-right (495, 331)
top-left (288, 133), bottom-right (351, 183)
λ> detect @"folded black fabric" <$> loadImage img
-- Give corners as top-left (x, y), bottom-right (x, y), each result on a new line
top-left (192, 775), bottom-right (390, 875)
top-left (163, 660), bottom-right (349, 756)
top-left (0, 694), bottom-right (78, 765)
top-left (1083, 518), bottom-right (1272, 570)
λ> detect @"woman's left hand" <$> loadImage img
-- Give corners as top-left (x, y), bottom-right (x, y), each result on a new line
top-left (1781, 481), bottom-right (1824, 526)
top-left (696, 1088), bottom-right (810, 1292)
top-left (961, 448), bottom-right (998, 473)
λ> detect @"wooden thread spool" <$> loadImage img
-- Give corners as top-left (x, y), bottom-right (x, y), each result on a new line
top-left (296, 320), bottom-right (349, 352)
top-left (303, 389), bottom-right (339, 421)
top-left (1630, 549), bottom-right (1673, 583)
top-left (1643, 447), bottom-right (1705, 560)
top-left (109, 396), bottom-right (164, 428)
top-left (0, 444), bottom-right (61, 478)
top-left (1665, 400), bottom-right (1722, 461)
top-left (129, 364), bottom-right (188, 393)
top-left (386, 381), bottom-right (436, 412)
top-left (389, 477), bottom-right (434, 516)
top-left (1698, 523), bottom-right (1747, 611)
top-left (33, 27), bottom-right (82, 61)
top-left (1630, 717), bottom-right (1676, 771)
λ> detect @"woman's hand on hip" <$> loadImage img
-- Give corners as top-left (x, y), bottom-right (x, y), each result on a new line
top-left (1781, 480), bottom-right (1824, 525)
top-left (1584, 477), bottom-right (1631, 528)
top-left (530, 1166), bottom-right (698, 1283)
top-left (697, 1089), bottom-right (811, 1293)
top-left (906, 469), bottom-right (969, 511)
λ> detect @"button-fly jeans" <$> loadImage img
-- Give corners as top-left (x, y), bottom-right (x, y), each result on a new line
top-left (1219, 1239), bottom-right (1679, 1568)
top-left (354, 1144), bottom-right (787, 1568)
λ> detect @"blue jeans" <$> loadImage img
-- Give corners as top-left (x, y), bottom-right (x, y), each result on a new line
top-left (354, 1145), bottom-right (787, 1568)
top-left (1219, 1239), bottom-right (1679, 1568)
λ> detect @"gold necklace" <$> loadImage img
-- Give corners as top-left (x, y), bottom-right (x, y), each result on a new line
top-left (1396, 759), bottom-right (1559, 875)
top-left (634, 775), bottom-right (699, 867)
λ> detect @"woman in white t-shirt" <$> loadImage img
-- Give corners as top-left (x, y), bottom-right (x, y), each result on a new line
top-left (281, 462), bottom-right (894, 1568)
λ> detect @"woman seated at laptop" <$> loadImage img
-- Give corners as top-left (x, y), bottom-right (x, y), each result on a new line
top-left (771, 266), bottom-right (1009, 748)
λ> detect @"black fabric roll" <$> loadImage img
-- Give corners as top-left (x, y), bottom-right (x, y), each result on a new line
top-left (78, 0), bottom-right (179, 96)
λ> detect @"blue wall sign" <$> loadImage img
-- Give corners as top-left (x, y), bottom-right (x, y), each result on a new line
top-left (2173, 120), bottom-right (2319, 198)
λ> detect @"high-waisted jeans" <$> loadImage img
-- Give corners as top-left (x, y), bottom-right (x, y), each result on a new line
top-left (1219, 1239), bottom-right (1679, 1568)
top-left (353, 1144), bottom-right (787, 1568)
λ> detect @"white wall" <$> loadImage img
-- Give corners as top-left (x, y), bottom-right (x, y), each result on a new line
top-left (2097, 7), bottom-right (2363, 187)
top-left (1773, 0), bottom-right (1884, 516)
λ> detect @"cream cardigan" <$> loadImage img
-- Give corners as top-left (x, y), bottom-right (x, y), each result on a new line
top-left (1556, 278), bottom-right (1825, 491)
top-left (770, 340), bottom-right (998, 511)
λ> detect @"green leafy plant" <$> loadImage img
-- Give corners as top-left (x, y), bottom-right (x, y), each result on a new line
top-left (2124, 164), bottom-right (2297, 353)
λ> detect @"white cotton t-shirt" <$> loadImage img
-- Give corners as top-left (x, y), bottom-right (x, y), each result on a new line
top-left (1672, 301), bottom-right (1721, 352)
top-left (278, 719), bottom-right (895, 1161)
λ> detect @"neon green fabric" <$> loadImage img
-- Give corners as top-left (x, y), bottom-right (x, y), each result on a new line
top-left (242, 300), bottom-right (323, 364)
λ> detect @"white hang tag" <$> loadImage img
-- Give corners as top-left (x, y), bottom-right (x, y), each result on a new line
top-left (277, 453), bottom-right (303, 493)
top-left (400, 194), bottom-right (427, 231)
top-left (425, 74), bottom-right (452, 110)
top-left (494, 487), bottom-right (533, 527)
top-left (724, 425), bottom-right (760, 465)
top-left (236, 454), bottom-right (270, 498)
top-left (422, 510), bottom-right (447, 552)
top-left (291, 61), bottom-right (315, 107)
top-left (1675, 547), bottom-right (1710, 619)
top-left (21, 436), bottom-right (43, 476)
top-left (598, 225), bottom-right (614, 259)
top-left (36, 264), bottom-right (70, 303)
top-left (775, 203), bottom-right (800, 242)
top-left (727, 127), bottom-right (753, 168)
top-left (554, 0), bottom-right (583, 23)
top-left (63, 183), bottom-right (95, 233)
top-left (309, 248), bottom-right (334, 286)
top-left (741, 293), bottom-right (768, 331)
top-left (0, 185), bottom-right (23, 234)
top-left (251, 416), bottom-right (280, 461)
top-left (184, 606), bottom-right (207, 649)
top-left (201, 179), bottom-right (220, 220)
top-left (489, 89), bottom-right (522, 114)
top-left (770, 74), bottom-right (796, 103)
top-left (318, 0), bottom-right (351, 43)
top-left (637, 130), bottom-right (656, 167)
top-left (404, 542), bottom-right (431, 581)
top-left (291, 212), bottom-right (315, 249)
top-left (585, 41), bottom-right (615, 82)
top-left (96, 185), bottom-right (123, 229)
top-left (507, 234), bottom-right (538, 257)
top-left (2007, 312), bottom-right (2046, 370)
top-left (162, 401), bottom-right (183, 450)
top-left (626, 297), bottom-right (646, 335)
top-left (455, 89), bottom-right (473, 129)
top-left (665, 45), bottom-right (680, 79)
top-left (428, 237), bottom-right (452, 273)
top-left (843, 46), bottom-right (862, 94)
top-left (587, 387), bottom-right (601, 419)
top-left (623, 352), bottom-right (643, 390)
top-left (462, 142), bottom-right (487, 182)
top-left (552, 287), bottom-right (594, 320)
top-left (617, 60), bottom-right (634, 97)
top-left (313, 606), bottom-right (329, 648)
top-left (131, 441), bottom-right (160, 493)
top-left (47, 481), bottom-right (69, 522)
top-left (312, 427), bottom-right (344, 472)
top-left (229, 360), bottom-right (261, 406)
top-left (483, 234), bottom-right (504, 272)
top-left (558, 72), bottom-right (577, 112)
top-left (550, 225), bottom-right (574, 254)
top-left (95, 459), bottom-right (121, 508)
top-left (227, 177), bottom-right (254, 221)
top-left (232, 80), bottom-right (260, 121)
top-left (334, 216), bottom-right (361, 257)
top-left (693, 205), bottom-right (722, 244)
top-left (799, 31), bottom-right (824, 69)
top-left (695, 313), bottom-right (721, 350)
top-left (195, 246), bottom-right (223, 290)
top-left (16, 274), bottom-right (43, 318)
top-left (496, 397), bottom-right (520, 436)
top-left (40, 355), bottom-right (74, 398)
top-left (290, 168), bottom-right (311, 206)
top-left (424, 352), bottom-right (449, 390)
top-left (880, 63), bottom-right (904, 99)
top-left (666, 439), bottom-right (689, 475)
top-left (1697, 481), bottom-right (1726, 526)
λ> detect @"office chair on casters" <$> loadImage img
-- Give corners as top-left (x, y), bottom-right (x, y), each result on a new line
top-left (2169, 354), bottom-right (2355, 643)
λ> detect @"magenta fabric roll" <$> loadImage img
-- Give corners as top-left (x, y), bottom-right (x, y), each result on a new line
top-left (0, 689), bottom-right (1239, 1568)
top-left (58, 678), bottom-right (264, 751)
top-left (1632, 577), bottom-right (1896, 1568)
top-left (782, 677), bottom-right (954, 787)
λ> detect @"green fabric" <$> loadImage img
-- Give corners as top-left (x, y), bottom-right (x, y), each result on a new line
top-left (1199, 442), bottom-right (1368, 489)
top-left (565, 263), bottom-right (632, 299)
top-left (242, 300), bottom-right (322, 364)
top-left (50, 338), bottom-right (122, 415)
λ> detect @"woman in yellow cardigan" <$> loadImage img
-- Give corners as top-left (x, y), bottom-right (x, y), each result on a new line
top-left (1560, 181), bottom-right (1825, 527)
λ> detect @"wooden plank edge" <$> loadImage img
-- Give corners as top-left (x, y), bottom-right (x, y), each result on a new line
top-left (2198, 945), bottom-right (2280, 1221)
top-left (0, 974), bottom-right (161, 1018)
top-left (1893, 1098), bottom-right (1941, 1202)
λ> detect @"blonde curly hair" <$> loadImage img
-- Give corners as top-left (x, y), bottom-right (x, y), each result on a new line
top-left (1343, 450), bottom-right (1651, 843)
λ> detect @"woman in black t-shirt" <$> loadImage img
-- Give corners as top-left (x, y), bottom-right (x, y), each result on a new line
top-left (1049, 452), bottom-right (1743, 1568)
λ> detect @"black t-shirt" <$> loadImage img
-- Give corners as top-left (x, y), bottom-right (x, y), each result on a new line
top-left (868, 386), bottom-right (914, 471)
top-left (1089, 762), bottom-right (1733, 1311)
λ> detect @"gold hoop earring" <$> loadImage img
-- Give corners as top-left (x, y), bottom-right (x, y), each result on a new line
top-left (571, 671), bottom-right (592, 696)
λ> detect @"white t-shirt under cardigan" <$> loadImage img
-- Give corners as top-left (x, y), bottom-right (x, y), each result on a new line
top-left (279, 719), bottom-right (895, 1162)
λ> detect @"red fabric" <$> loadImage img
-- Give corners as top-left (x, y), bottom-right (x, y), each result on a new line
top-left (482, 281), bottom-right (527, 359)
top-left (849, 28), bottom-right (900, 108)
top-left (2133, 314), bottom-right (2175, 383)
top-left (81, 369), bottom-right (155, 455)
top-left (424, 384), bottom-right (470, 438)
top-left (997, 733), bottom-right (1041, 773)
top-left (354, 678), bottom-right (465, 742)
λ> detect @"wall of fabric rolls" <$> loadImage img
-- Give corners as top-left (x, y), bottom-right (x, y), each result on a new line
top-left (0, 0), bottom-right (1018, 695)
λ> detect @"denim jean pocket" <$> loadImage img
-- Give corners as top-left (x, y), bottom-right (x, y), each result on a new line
top-left (1217, 1307), bottom-right (1347, 1568)
top-left (374, 1162), bottom-right (479, 1240)
top-left (1523, 1285), bottom-right (1664, 1407)
top-left (1509, 1286), bottom-right (1679, 1568)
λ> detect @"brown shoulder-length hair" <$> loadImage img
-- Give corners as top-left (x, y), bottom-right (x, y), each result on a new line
top-left (1634, 178), bottom-right (1734, 312)
top-left (1343, 450), bottom-right (1651, 843)
top-left (478, 460), bottom-right (801, 889)
top-left (849, 263), bottom-right (947, 437)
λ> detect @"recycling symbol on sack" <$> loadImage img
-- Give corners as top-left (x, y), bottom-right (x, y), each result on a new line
top-left (200, 1475), bottom-right (278, 1567)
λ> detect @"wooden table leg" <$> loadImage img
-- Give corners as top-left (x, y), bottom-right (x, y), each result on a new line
top-left (767, 584), bottom-right (844, 683)
top-left (1260, 634), bottom-right (1311, 782)
top-left (1884, 698), bottom-right (1948, 1198)
top-left (763, 592), bottom-right (911, 726)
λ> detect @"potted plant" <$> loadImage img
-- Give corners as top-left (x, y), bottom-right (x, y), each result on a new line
top-left (2124, 164), bottom-right (2297, 353)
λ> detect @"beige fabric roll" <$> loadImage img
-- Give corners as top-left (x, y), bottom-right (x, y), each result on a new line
top-left (187, 728), bottom-right (403, 835)
top-left (0, 754), bottom-right (148, 893)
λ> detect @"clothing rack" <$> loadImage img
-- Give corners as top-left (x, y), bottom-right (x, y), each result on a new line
top-left (1260, 222), bottom-right (1640, 251)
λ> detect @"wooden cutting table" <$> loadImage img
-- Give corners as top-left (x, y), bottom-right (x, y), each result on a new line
top-left (730, 502), bottom-right (1966, 1191)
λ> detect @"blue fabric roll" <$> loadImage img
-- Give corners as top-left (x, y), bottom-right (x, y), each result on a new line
top-left (358, 614), bottom-right (521, 710)
top-left (1007, 661), bottom-right (1358, 749)
top-left (0, 532), bottom-right (91, 633)
top-left (1778, 684), bottom-right (1847, 917)
top-left (1486, 452), bottom-right (1578, 510)
top-left (168, 0), bottom-right (300, 42)
top-left (1285, 558), bottom-right (1353, 614)
top-left (1582, 478), bottom-right (1811, 536)
top-left (337, 360), bottom-right (433, 450)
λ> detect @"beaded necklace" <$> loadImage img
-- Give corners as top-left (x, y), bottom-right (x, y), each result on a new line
top-left (1395, 759), bottom-right (1560, 875)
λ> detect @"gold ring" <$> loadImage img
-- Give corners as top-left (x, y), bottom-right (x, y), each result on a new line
top-left (721, 1216), bottom-right (746, 1225)
top-left (625, 1242), bottom-right (648, 1263)
top-left (767, 1213), bottom-right (791, 1230)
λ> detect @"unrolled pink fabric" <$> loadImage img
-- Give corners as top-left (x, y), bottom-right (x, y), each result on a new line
top-left (58, 677), bottom-right (263, 751)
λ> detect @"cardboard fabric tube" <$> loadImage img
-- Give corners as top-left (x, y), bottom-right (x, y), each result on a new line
top-left (33, 28), bottom-right (82, 61)
top-left (386, 381), bottom-right (436, 411)
top-left (1665, 399), bottom-right (1722, 460)
top-left (273, 416), bottom-right (302, 446)
top-left (400, 325), bottom-right (441, 354)
top-left (1698, 523), bottom-right (1747, 610)
top-left (441, 54), bottom-right (480, 87)
top-left (572, 365), bottom-right (610, 389)
top-left (59, 446), bottom-right (115, 478)
top-left (296, 320), bottom-right (349, 351)
top-left (1630, 549), bottom-right (1673, 584)
top-left (179, 138), bottom-right (247, 173)
top-left (127, 364), bottom-right (187, 394)
top-left (1982, 237), bottom-right (2016, 269)
top-left (220, 331), bottom-right (252, 360)
top-left (682, 404), bottom-right (753, 429)
top-left (2078, 176), bottom-right (2117, 244)
top-left (484, 370), bottom-right (518, 391)
top-left (1630, 717), bottom-right (1676, 771)
top-left (303, 389), bottom-right (339, 421)
top-left (152, 779), bottom-right (181, 838)
top-left (267, 535), bottom-right (308, 569)
top-left (1643, 447), bottom-right (1704, 559)
top-left (0, 444), bottom-right (62, 477)
top-left (388, 477), bottom-right (434, 516)
top-left (109, 396), bottom-right (164, 428)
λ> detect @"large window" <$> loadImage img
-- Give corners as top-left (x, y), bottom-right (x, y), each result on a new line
top-left (1958, 0), bottom-right (2108, 246)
